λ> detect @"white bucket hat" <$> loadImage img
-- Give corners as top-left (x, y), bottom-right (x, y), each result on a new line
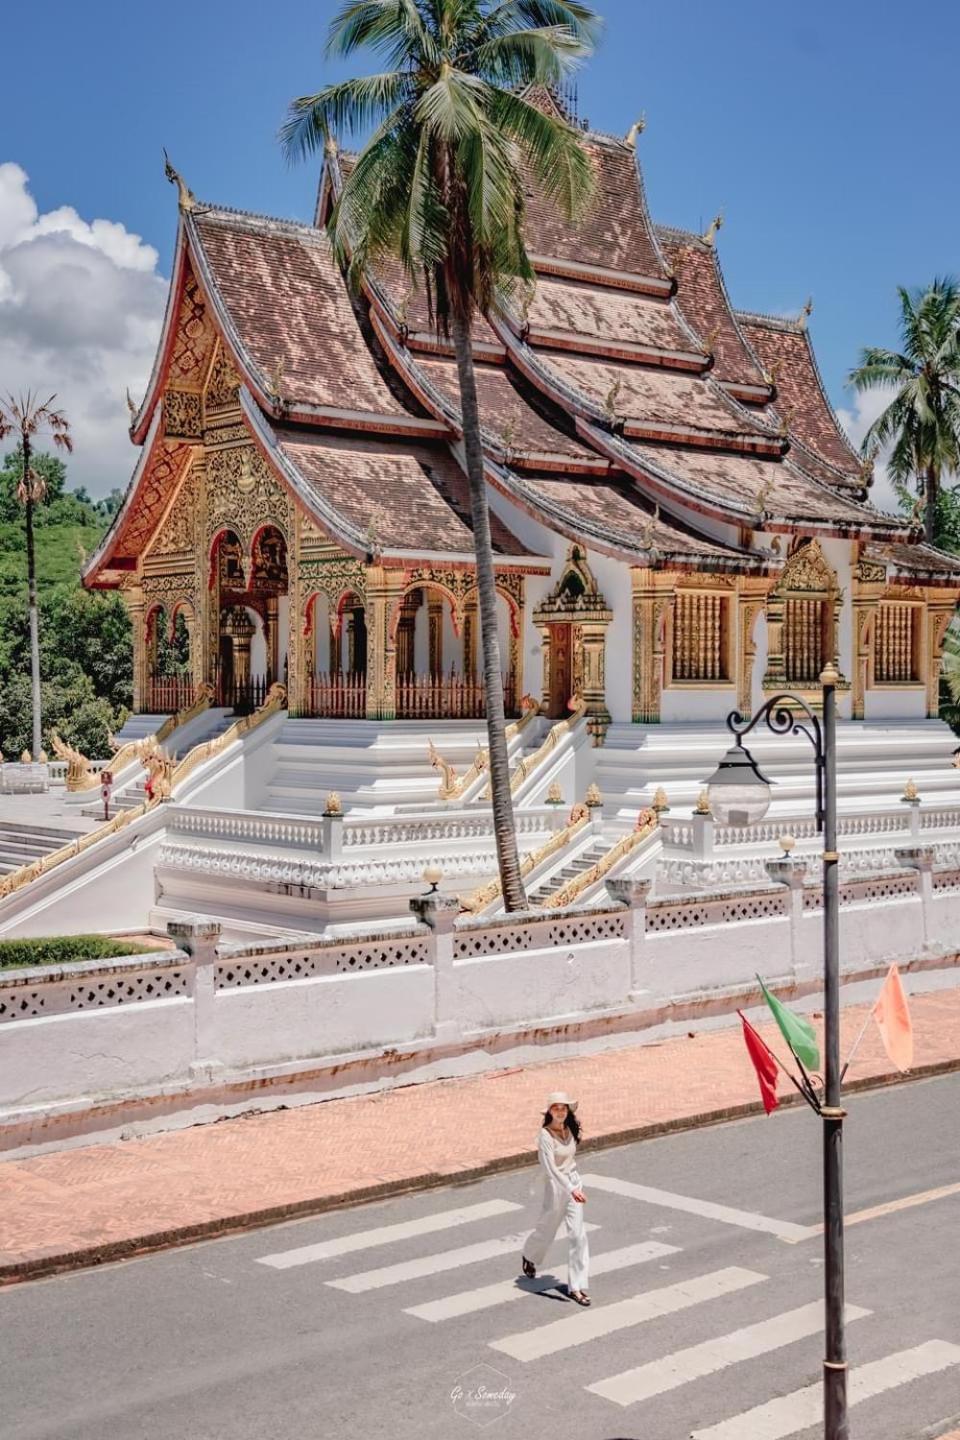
top-left (545, 1090), bottom-right (578, 1111)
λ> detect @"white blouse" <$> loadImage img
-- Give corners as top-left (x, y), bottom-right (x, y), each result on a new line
top-left (537, 1126), bottom-right (578, 1195)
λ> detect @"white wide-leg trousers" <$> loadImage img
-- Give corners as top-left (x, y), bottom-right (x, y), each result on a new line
top-left (523, 1175), bottom-right (589, 1293)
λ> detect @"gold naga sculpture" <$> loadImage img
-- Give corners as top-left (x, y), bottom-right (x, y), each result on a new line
top-left (50, 733), bottom-right (97, 791)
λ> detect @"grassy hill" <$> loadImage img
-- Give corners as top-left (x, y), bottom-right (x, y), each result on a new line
top-left (0, 516), bottom-right (105, 595)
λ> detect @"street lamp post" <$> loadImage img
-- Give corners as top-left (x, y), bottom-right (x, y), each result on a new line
top-left (703, 663), bottom-right (846, 1440)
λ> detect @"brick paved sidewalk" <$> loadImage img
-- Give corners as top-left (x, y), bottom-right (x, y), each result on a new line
top-left (2, 986), bottom-right (959, 1282)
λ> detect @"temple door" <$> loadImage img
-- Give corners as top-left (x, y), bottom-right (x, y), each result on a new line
top-left (219, 633), bottom-right (234, 702)
top-left (548, 622), bottom-right (573, 718)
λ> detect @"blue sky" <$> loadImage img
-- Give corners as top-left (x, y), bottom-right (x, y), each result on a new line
top-left (1, 0), bottom-right (958, 496)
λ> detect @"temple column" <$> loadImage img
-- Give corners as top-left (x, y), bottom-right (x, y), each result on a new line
top-left (428, 593), bottom-right (444, 675)
top-left (127, 585), bottom-right (148, 713)
top-left (851, 587), bottom-right (880, 719)
top-left (365, 566), bottom-right (405, 720)
top-left (631, 569), bottom-right (670, 723)
top-left (736, 582), bottom-right (768, 716)
top-left (761, 588), bottom-right (786, 691)
top-left (264, 595), bottom-right (279, 685)
top-left (537, 623), bottom-right (552, 715)
top-left (926, 599), bottom-right (955, 718)
top-left (579, 620), bottom-right (611, 744)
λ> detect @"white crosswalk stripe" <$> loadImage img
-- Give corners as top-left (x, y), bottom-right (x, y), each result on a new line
top-left (581, 1173), bottom-right (810, 1242)
top-left (256, 1199), bottom-right (523, 1269)
top-left (489, 1266), bottom-right (767, 1363)
top-left (405, 1240), bottom-right (679, 1322)
top-left (586, 1301), bottom-right (871, 1406)
top-left (326, 1224), bottom-right (601, 1293)
top-left (691, 1339), bottom-right (960, 1440)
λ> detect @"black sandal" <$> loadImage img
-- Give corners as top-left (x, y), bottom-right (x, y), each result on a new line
top-left (521, 1256), bottom-right (536, 1278)
top-left (569, 1289), bottom-right (591, 1306)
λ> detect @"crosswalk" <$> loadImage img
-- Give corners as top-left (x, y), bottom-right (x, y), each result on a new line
top-left (254, 1185), bottom-right (960, 1437)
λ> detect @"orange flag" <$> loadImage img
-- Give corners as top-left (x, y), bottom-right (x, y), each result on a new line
top-left (873, 964), bottom-right (913, 1071)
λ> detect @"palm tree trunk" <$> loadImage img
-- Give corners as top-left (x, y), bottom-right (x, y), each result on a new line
top-left (925, 465), bottom-right (938, 545)
top-left (450, 308), bottom-right (526, 911)
top-left (22, 436), bottom-right (43, 761)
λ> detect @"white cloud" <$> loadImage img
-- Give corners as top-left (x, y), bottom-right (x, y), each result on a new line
top-left (835, 384), bottom-right (902, 518)
top-left (0, 162), bottom-right (166, 497)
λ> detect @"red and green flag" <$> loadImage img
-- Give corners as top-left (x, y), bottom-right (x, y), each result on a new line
top-left (758, 977), bottom-right (820, 1072)
top-left (739, 1012), bottom-right (780, 1115)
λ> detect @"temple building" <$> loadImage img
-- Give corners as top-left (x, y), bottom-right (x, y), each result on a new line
top-left (84, 94), bottom-right (960, 739)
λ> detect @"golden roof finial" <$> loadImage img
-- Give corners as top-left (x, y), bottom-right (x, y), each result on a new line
top-left (624, 115), bottom-right (646, 148)
top-left (603, 374), bottom-right (622, 420)
top-left (125, 387), bottom-right (137, 418)
top-left (268, 355), bottom-right (286, 402)
top-left (323, 132), bottom-right (339, 158)
top-left (702, 211), bottom-right (724, 247)
top-left (639, 503), bottom-right (660, 550)
top-left (799, 296), bottom-right (813, 330)
top-left (162, 149), bottom-right (196, 213)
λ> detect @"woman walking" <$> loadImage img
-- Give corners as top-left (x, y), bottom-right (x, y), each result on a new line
top-left (520, 1091), bottom-right (591, 1306)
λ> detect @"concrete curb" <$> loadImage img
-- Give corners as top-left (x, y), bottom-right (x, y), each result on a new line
top-left (3, 1053), bottom-right (959, 1286)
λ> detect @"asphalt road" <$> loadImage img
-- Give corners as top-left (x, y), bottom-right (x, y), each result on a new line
top-left (4, 1073), bottom-right (959, 1440)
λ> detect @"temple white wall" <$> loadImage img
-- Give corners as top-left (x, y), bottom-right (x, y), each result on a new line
top-left (247, 606), bottom-right (266, 679)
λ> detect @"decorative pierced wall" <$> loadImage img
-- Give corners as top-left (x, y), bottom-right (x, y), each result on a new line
top-left (0, 965), bottom-right (189, 1023)
top-left (215, 936), bottom-right (431, 987)
top-left (454, 911), bottom-right (625, 957)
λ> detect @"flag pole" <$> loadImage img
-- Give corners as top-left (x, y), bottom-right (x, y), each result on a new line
top-left (839, 1005), bottom-right (874, 1084)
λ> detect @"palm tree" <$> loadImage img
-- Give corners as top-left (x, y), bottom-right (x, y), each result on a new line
top-left (848, 278), bottom-right (960, 545)
top-left (282, 0), bottom-right (599, 910)
top-left (0, 394), bottom-right (73, 759)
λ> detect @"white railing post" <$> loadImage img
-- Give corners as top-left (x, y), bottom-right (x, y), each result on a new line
top-left (764, 857), bottom-right (808, 978)
top-left (322, 801), bottom-right (344, 862)
top-left (410, 892), bottom-right (460, 1042)
top-left (691, 809), bottom-right (715, 860)
top-left (167, 919), bottom-right (223, 1077)
top-left (893, 845), bottom-right (935, 949)
top-left (607, 875), bottom-right (652, 1003)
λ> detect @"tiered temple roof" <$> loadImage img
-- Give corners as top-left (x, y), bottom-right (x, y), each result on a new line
top-left (86, 95), bottom-right (960, 591)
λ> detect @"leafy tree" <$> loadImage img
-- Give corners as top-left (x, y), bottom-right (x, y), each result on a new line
top-left (849, 279), bottom-right (960, 545)
top-left (0, 449), bottom-right (67, 523)
top-left (282, 0), bottom-right (599, 909)
top-left (0, 395), bottom-right (73, 759)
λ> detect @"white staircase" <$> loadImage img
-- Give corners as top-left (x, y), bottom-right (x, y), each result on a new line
top-left (0, 821), bottom-right (88, 877)
top-left (594, 719), bottom-right (960, 822)
top-left (260, 719), bottom-right (492, 814)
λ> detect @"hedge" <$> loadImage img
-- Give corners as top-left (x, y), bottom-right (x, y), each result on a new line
top-left (0, 935), bottom-right (168, 971)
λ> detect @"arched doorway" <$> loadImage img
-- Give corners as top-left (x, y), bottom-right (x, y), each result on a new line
top-left (533, 548), bottom-right (612, 724)
top-left (211, 524), bottom-right (289, 710)
top-left (146, 603), bottom-right (194, 713)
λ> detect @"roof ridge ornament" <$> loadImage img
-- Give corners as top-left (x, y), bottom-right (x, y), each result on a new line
top-left (798, 296), bottom-right (813, 330)
top-left (701, 211), bottom-right (724, 247)
top-left (125, 387), bottom-right (138, 418)
top-left (162, 149), bottom-right (196, 213)
top-left (624, 115), bottom-right (646, 148)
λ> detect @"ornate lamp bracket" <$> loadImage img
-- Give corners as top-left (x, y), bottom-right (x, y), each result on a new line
top-left (727, 692), bottom-right (825, 832)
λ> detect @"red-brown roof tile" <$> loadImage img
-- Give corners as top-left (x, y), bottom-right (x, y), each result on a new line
top-left (739, 315), bottom-right (860, 478)
top-left (270, 426), bottom-right (531, 556)
top-left (521, 473), bottom-right (755, 565)
top-left (191, 209), bottom-right (410, 418)
top-left (543, 352), bottom-right (768, 439)
top-left (522, 138), bottom-right (668, 280)
top-left (864, 540), bottom-right (960, 581)
top-left (632, 441), bottom-right (899, 529)
top-left (525, 276), bottom-right (699, 357)
top-left (657, 228), bottom-right (768, 390)
top-left (413, 354), bottom-right (593, 463)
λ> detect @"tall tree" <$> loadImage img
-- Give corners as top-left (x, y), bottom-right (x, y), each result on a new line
top-left (0, 394), bottom-right (73, 758)
top-left (282, 0), bottom-right (599, 910)
top-left (849, 278), bottom-right (960, 545)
